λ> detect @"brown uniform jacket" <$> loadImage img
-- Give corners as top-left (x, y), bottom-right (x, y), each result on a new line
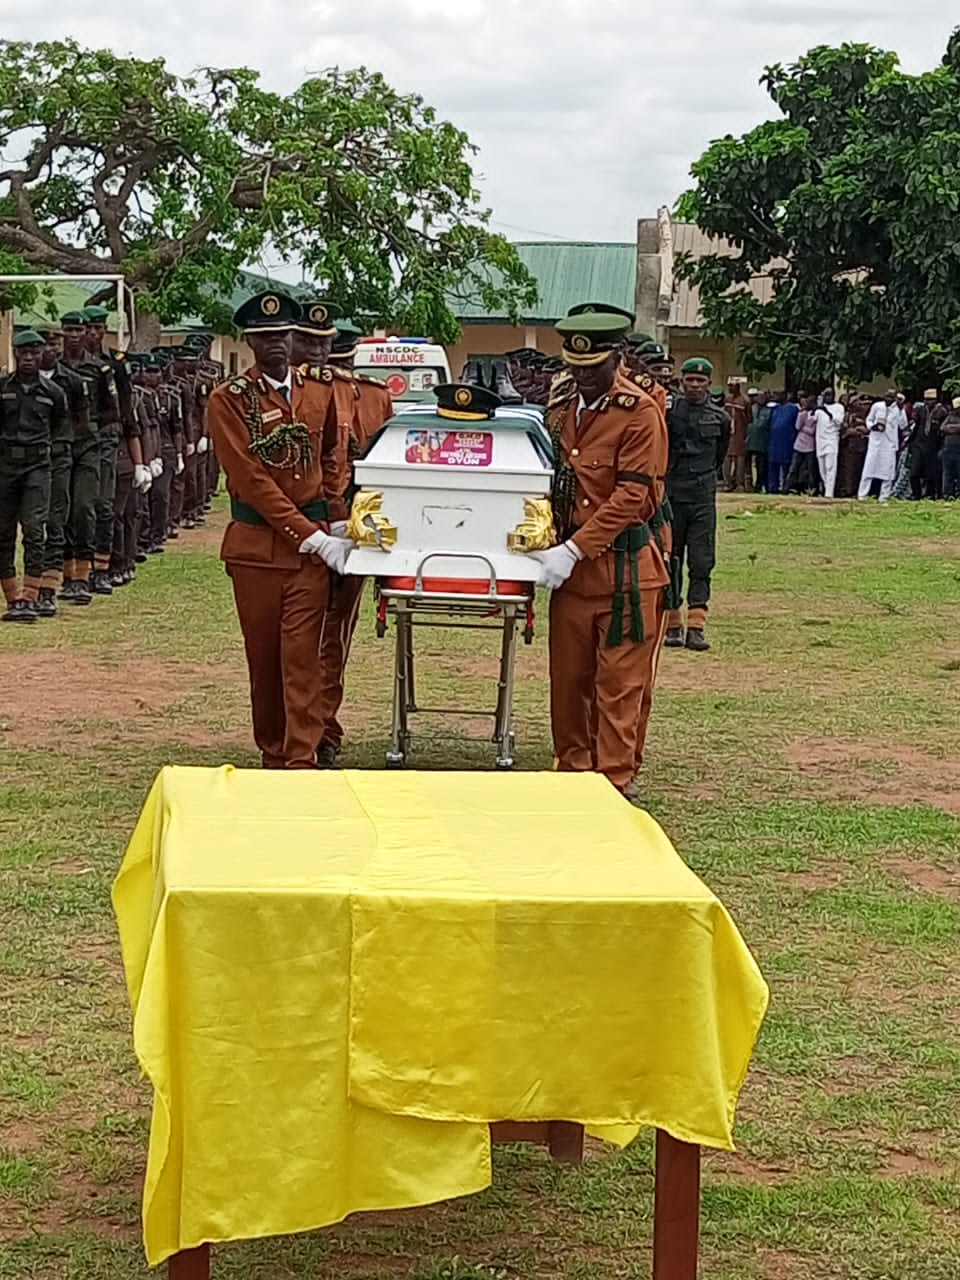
top-left (725, 394), bottom-right (750, 457)
top-left (549, 372), bottom-right (671, 595)
top-left (209, 366), bottom-right (344, 570)
top-left (354, 373), bottom-right (394, 449)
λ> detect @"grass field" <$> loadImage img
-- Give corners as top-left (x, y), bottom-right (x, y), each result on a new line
top-left (2, 495), bottom-right (960, 1280)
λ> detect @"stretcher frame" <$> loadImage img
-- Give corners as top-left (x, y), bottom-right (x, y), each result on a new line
top-left (372, 552), bottom-right (535, 770)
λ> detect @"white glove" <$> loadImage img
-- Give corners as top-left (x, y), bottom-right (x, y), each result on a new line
top-left (185, 442), bottom-right (196, 457)
top-left (133, 464), bottom-right (153, 494)
top-left (529, 541), bottom-right (581, 590)
top-left (150, 458), bottom-right (163, 478)
top-left (330, 520), bottom-right (348, 537)
top-left (198, 436), bottom-right (209, 454)
top-left (176, 453), bottom-right (185, 475)
top-left (299, 530), bottom-right (355, 575)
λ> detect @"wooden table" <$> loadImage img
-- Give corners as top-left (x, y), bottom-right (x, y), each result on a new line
top-left (166, 1124), bottom-right (701, 1280)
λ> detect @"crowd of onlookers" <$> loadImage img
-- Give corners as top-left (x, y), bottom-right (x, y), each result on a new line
top-left (721, 384), bottom-right (960, 501)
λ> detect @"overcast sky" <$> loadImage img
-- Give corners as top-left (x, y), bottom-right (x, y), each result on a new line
top-left (0, 0), bottom-right (953, 254)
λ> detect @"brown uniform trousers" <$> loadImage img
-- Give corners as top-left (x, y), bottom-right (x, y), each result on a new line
top-left (548, 375), bottom-right (671, 791)
top-left (208, 367), bottom-right (345, 769)
top-left (723, 396), bottom-right (750, 490)
top-left (313, 371), bottom-right (394, 751)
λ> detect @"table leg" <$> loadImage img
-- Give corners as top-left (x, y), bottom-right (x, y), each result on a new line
top-left (548, 1120), bottom-right (585, 1165)
top-left (653, 1131), bottom-right (700, 1280)
top-left (168, 1245), bottom-right (210, 1280)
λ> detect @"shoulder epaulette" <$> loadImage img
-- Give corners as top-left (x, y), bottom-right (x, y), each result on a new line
top-left (547, 371), bottom-right (576, 410)
top-left (329, 365), bottom-right (354, 382)
top-left (304, 364), bottom-right (335, 384)
top-left (101, 364), bottom-right (112, 375)
top-left (354, 372), bottom-right (386, 388)
top-left (612, 392), bottom-right (640, 410)
top-left (226, 375), bottom-right (251, 396)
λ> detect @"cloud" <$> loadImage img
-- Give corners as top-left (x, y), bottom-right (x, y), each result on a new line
top-left (0, 0), bottom-right (954, 243)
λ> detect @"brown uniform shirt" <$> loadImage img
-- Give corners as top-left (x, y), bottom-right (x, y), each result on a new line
top-left (549, 371), bottom-right (670, 595)
top-left (209, 366), bottom-right (344, 570)
top-left (725, 394), bottom-right (750, 457)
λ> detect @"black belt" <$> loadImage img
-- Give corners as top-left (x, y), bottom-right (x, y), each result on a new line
top-left (0, 442), bottom-right (50, 463)
top-left (230, 497), bottom-right (330, 526)
top-left (607, 499), bottom-right (673, 648)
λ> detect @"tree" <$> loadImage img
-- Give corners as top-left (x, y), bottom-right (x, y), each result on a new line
top-left (675, 29), bottom-right (960, 393)
top-left (0, 40), bottom-right (536, 344)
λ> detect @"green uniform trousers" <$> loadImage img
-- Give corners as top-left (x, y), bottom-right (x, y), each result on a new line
top-left (94, 429), bottom-right (120, 561)
top-left (64, 435), bottom-right (100, 569)
top-left (0, 451), bottom-right (51, 587)
top-left (42, 442), bottom-right (73, 580)
top-left (667, 481), bottom-right (718, 612)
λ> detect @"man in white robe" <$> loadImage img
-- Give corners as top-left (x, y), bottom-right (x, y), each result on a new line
top-left (859, 391), bottom-right (900, 501)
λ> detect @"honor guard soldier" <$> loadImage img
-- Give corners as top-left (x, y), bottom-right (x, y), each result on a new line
top-left (0, 332), bottom-right (67, 622)
top-left (528, 309), bottom-right (672, 794)
top-left (207, 292), bottom-right (352, 770)
top-left (37, 327), bottom-right (88, 616)
top-left (82, 305), bottom-right (135, 595)
top-left (665, 357), bottom-right (731, 652)
top-left (59, 311), bottom-right (118, 604)
top-left (314, 319), bottom-right (394, 766)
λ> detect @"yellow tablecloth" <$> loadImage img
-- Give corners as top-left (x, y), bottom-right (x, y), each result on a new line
top-left (113, 767), bottom-right (768, 1265)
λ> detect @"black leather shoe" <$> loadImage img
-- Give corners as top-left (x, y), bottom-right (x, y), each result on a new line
top-left (685, 628), bottom-right (711, 652)
top-left (664, 627), bottom-right (685, 648)
top-left (35, 588), bottom-right (57, 618)
top-left (3, 599), bottom-right (37, 623)
top-left (110, 572), bottom-right (126, 588)
top-left (135, 550), bottom-right (149, 564)
top-left (59, 578), bottom-right (77, 602)
top-left (91, 570), bottom-right (113, 596)
top-left (316, 742), bottom-right (341, 769)
top-left (73, 579), bottom-right (93, 606)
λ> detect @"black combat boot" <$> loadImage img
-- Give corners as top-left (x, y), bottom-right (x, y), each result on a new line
top-left (35, 588), bottom-right (57, 618)
top-left (491, 360), bottom-right (522, 404)
top-left (664, 627), bottom-right (685, 648)
top-left (110, 571), bottom-right (126, 589)
top-left (73, 578), bottom-right (93, 606)
top-left (91, 569), bottom-right (113, 595)
top-left (59, 579), bottom-right (77, 602)
top-left (685, 628), bottom-right (711, 652)
top-left (2, 599), bottom-right (37, 624)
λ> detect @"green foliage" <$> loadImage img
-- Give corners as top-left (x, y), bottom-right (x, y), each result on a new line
top-left (675, 29), bottom-right (960, 389)
top-left (0, 41), bottom-right (536, 342)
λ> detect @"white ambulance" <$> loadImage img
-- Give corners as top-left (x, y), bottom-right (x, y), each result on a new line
top-left (353, 338), bottom-right (452, 406)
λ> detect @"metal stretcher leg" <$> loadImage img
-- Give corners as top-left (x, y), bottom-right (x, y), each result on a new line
top-left (386, 606), bottom-right (412, 767)
top-left (493, 605), bottom-right (519, 770)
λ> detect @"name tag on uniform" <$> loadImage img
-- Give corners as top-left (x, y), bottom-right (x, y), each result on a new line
top-left (37, 396), bottom-right (54, 406)
top-left (262, 409), bottom-right (283, 424)
top-left (2, 393), bottom-right (16, 400)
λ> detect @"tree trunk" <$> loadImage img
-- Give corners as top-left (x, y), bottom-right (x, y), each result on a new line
top-left (132, 310), bottom-right (163, 351)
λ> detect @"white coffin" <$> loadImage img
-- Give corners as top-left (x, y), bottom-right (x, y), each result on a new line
top-left (344, 406), bottom-right (553, 586)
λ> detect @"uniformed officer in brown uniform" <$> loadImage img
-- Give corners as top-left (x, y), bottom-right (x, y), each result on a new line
top-left (313, 320), bottom-right (394, 765)
top-left (529, 310), bottom-right (671, 793)
top-left (207, 292), bottom-right (352, 769)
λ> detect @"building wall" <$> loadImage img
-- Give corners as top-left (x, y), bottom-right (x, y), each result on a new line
top-left (668, 332), bottom-right (785, 391)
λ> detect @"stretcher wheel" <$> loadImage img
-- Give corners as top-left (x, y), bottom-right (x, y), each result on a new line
top-left (385, 751), bottom-right (406, 769)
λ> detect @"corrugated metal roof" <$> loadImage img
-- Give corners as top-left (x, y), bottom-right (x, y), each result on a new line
top-left (452, 241), bottom-right (637, 323)
top-left (670, 222), bottom-right (778, 330)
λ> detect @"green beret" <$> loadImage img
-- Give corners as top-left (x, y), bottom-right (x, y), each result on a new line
top-left (61, 311), bottom-right (87, 326)
top-left (81, 305), bottom-right (109, 323)
top-left (13, 329), bottom-right (45, 348)
top-left (682, 357), bottom-right (714, 376)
